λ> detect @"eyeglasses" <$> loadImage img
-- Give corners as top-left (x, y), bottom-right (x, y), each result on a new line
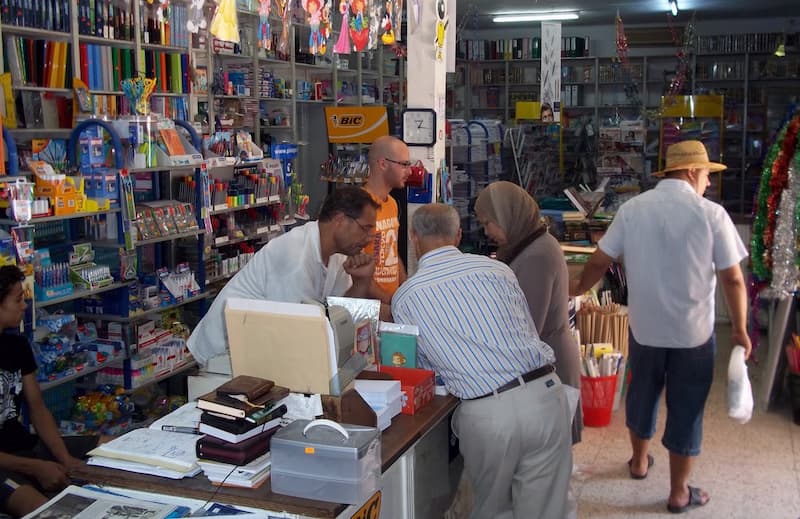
top-left (348, 215), bottom-right (376, 235)
top-left (384, 158), bottom-right (412, 168)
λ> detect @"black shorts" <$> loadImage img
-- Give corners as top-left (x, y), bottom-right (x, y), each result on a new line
top-left (0, 435), bottom-right (99, 510)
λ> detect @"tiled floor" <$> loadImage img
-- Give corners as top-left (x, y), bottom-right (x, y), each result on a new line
top-left (573, 324), bottom-right (800, 518)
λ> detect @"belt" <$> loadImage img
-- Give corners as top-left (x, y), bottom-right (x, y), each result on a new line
top-left (467, 364), bottom-right (555, 401)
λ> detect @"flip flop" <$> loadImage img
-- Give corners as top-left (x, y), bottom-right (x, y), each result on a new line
top-left (627, 453), bottom-right (654, 479)
top-left (667, 486), bottom-right (710, 514)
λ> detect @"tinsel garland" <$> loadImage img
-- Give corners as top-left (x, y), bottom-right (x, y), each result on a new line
top-left (765, 160), bottom-right (800, 296)
top-left (751, 115), bottom-right (800, 281)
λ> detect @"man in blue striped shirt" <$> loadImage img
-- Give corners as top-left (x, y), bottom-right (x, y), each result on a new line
top-left (392, 204), bottom-right (573, 519)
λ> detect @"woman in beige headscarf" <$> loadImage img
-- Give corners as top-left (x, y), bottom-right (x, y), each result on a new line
top-left (475, 181), bottom-right (582, 443)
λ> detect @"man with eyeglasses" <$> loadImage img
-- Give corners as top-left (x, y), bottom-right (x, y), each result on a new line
top-left (187, 187), bottom-right (380, 365)
top-left (363, 135), bottom-right (411, 312)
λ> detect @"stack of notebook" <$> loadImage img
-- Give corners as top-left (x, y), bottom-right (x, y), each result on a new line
top-left (195, 376), bottom-right (288, 487)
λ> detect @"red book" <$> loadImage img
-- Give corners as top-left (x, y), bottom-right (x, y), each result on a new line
top-left (79, 44), bottom-right (90, 84)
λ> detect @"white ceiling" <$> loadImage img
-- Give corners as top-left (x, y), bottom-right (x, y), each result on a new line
top-left (458, 0), bottom-right (800, 29)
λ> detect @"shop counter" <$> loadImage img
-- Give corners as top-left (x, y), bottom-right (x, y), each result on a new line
top-left (71, 395), bottom-right (460, 518)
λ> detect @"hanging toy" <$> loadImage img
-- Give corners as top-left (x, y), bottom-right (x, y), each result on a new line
top-left (258, 0), bottom-right (272, 49)
top-left (320, 0), bottom-right (333, 54)
top-left (349, 0), bottom-right (369, 51)
top-left (156, 0), bottom-right (170, 23)
top-left (434, 0), bottom-right (447, 61)
top-left (392, 0), bottom-right (402, 41)
top-left (276, 0), bottom-right (292, 55)
top-left (367, 0), bottom-right (381, 49)
top-left (186, 0), bottom-right (207, 33)
top-left (210, 0), bottom-right (240, 43)
top-left (381, 0), bottom-right (395, 45)
top-left (334, 0), bottom-right (352, 54)
top-left (302, 0), bottom-right (328, 56)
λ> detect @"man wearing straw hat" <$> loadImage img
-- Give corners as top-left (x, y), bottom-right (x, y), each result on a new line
top-left (571, 140), bottom-right (750, 514)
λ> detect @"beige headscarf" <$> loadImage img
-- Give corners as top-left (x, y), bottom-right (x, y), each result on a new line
top-left (474, 181), bottom-right (547, 263)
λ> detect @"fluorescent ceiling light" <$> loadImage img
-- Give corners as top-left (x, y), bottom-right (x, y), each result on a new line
top-left (493, 12), bottom-right (579, 23)
top-left (669, 0), bottom-right (679, 16)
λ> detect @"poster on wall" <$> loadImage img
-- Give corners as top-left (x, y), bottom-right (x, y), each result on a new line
top-left (540, 22), bottom-right (562, 123)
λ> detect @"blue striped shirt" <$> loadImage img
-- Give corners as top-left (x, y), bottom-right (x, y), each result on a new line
top-left (391, 246), bottom-right (555, 399)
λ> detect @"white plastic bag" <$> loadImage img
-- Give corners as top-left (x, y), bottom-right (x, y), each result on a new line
top-left (727, 345), bottom-right (754, 424)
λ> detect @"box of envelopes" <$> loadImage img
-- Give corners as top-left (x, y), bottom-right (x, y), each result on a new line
top-left (271, 419), bottom-right (381, 504)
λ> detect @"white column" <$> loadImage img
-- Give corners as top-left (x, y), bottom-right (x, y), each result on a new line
top-left (405, 0), bottom-right (452, 273)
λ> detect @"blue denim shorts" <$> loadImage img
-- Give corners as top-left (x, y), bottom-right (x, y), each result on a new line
top-left (625, 331), bottom-right (716, 457)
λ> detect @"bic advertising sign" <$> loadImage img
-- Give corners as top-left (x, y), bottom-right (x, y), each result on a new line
top-left (324, 106), bottom-right (390, 144)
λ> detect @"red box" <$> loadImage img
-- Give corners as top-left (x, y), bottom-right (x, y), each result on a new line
top-left (378, 365), bottom-right (435, 415)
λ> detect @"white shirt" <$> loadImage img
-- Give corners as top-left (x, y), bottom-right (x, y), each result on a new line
top-left (392, 246), bottom-right (554, 399)
top-left (598, 179), bottom-right (747, 348)
top-left (187, 221), bottom-right (352, 363)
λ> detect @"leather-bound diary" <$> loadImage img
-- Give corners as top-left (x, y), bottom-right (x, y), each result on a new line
top-left (216, 375), bottom-right (275, 401)
top-left (196, 427), bottom-right (278, 465)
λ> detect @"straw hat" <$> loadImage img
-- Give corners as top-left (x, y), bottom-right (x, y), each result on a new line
top-left (652, 140), bottom-right (726, 177)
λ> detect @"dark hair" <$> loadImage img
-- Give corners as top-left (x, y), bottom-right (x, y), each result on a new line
top-left (0, 265), bottom-right (25, 304)
top-left (317, 186), bottom-right (379, 222)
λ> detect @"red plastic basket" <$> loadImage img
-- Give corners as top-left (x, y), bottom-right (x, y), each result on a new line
top-left (581, 374), bottom-right (618, 427)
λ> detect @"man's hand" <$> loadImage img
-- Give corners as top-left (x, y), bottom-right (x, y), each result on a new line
top-left (731, 328), bottom-right (752, 360)
top-left (343, 253), bottom-right (376, 281)
top-left (569, 278), bottom-right (581, 297)
top-left (32, 460), bottom-right (70, 491)
top-left (62, 455), bottom-right (85, 473)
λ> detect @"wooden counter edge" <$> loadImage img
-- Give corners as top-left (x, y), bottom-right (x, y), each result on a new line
top-left (70, 395), bottom-right (460, 518)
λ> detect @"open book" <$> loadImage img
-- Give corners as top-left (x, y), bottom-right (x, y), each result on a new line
top-left (564, 186), bottom-right (606, 218)
top-left (88, 428), bottom-right (199, 474)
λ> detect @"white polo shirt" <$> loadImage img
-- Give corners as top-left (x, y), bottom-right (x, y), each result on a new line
top-left (187, 221), bottom-right (353, 363)
top-left (598, 179), bottom-right (747, 348)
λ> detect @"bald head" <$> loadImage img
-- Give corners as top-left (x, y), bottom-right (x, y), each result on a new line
top-left (366, 136), bottom-right (411, 197)
top-left (368, 136), bottom-right (407, 168)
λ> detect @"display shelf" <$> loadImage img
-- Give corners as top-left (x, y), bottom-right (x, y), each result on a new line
top-left (124, 361), bottom-right (199, 393)
top-left (211, 230), bottom-right (271, 248)
top-left (0, 208), bottom-right (121, 226)
top-left (75, 292), bottom-right (211, 323)
top-left (134, 229), bottom-right (205, 246)
top-left (1, 25), bottom-right (71, 39)
top-left (142, 43), bottom-right (188, 53)
top-left (6, 128), bottom-right (73, 138)
top-left (35, 281), bottom-right (135, 309)
top-left (15, 86), bottom-right (72, 93)
top-left (209, 197), bottom-right (281, 215)
top-left (39, 353), bottom-right (128, 392)
top-left (79, 35), bottom-right (135, 48)
top-left (205, 273), bottom-right (236, 286)
top-left (88, 90), bottom-right (125, 96)
top-left (127, 165), bottom-right (196, 174)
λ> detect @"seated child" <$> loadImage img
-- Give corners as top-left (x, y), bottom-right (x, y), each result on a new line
top-left (0, 265), bottom-right (98, 517)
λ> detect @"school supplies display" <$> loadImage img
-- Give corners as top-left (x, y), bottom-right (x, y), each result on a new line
top-left (576, 294), bottom-right (629, 357)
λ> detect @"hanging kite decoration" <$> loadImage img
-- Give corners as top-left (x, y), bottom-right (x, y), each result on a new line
top-left (258, 0), bottom-right (272, 50)
top-left (334, 0), bottom-right (352, 53)
top-left (434, 0), bottom-right (447, 61)
top-left (349, 0), bottom-right (370, 52)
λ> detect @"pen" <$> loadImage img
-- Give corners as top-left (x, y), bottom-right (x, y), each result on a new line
top-left (161, 425), bottom-right (201, 434)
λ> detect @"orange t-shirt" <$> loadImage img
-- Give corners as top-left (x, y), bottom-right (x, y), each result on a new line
top-left (363, 190), bottom-right (401, 296)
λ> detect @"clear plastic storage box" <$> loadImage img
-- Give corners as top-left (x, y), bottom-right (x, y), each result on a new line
top-left (270, 419), bottom-right (381, 504)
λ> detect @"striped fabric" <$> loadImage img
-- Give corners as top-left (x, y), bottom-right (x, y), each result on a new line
top-left (392, 246), bottom-right (555, 399)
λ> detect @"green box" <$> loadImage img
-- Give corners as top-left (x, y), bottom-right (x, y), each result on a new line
top-left (379, 332), bottom-right (417, 368)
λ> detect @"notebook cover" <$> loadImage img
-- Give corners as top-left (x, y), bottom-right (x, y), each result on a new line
top-left (200, 404), bottom-right (287, 434)
top-left (216, 375), bottom-right (275, 401)
top-left (197, 386), bottom-right (289, 419)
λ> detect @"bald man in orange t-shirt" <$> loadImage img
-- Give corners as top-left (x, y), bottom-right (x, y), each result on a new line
top-left (364, 136), bottom-right (410, 306)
